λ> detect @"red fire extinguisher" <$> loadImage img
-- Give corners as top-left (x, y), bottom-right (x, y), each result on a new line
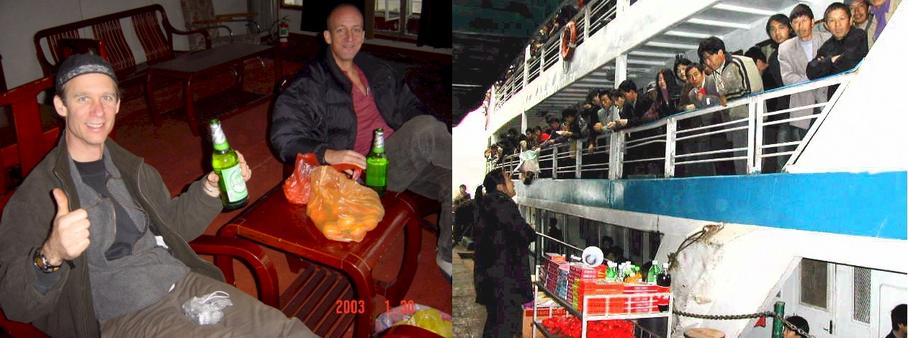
top-left (279, 17), bottom-right (289, 47)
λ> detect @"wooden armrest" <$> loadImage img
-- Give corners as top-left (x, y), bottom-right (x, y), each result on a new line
top-left (0, 309), bottom-right (48, 338)
top-left (189, 235), bottom-right (279, 307)
top-left (164, 24), bottom-right (211, 49)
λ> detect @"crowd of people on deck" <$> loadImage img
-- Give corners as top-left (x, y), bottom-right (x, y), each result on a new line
top-left (488, 0), bottom-right (897, 179)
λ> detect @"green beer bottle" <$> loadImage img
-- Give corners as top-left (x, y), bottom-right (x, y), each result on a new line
top-left (209, 119), bottom-right (248, 209)
top-left (365, 128), bottom-right (388, 194)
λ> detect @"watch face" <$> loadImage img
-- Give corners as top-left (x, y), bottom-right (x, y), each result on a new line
top-left (35, 250), bottom-right (60, 273)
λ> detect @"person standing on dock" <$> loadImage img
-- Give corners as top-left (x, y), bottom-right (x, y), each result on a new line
top-left (473, 168), bottom-right (535, 337)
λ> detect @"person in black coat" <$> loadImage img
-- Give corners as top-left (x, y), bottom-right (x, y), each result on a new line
top-left (473, 168), bottom-right (535, 338)
top-left (807, 3), bottom-right (869, 99)
top-left (763, 14), bottom-right (794, 113)
top-left (609, 80), bottom-right (655, 130)
top-left (885, 304), bottom-right (906, 338)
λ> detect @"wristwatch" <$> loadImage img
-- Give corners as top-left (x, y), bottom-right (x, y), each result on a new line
top-left (33, 248), bottom-right (61, 273)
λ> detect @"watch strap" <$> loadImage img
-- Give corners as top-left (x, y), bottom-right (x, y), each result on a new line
top-left (34, 248), bottom-right (61, 273)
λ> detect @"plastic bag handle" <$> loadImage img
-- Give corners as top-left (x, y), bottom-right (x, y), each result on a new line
top-left (329, 163), bottom-right (363, 181)
top-left (298, 153), bottom-right (362, 181)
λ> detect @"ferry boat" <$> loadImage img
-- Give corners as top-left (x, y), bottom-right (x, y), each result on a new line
top-left (453, 0), bottom-right (907, 337)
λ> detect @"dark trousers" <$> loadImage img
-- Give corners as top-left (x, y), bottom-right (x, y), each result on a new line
top-left (482, 296), bottom-right (524, 338)
top-left (386, 115), bottom-right (452, 262)
top-left (101, 272), bottom-right (315, 337)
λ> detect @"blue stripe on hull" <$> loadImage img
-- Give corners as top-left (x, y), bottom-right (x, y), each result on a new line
top-left (518, 172), bottom-right (907, 239)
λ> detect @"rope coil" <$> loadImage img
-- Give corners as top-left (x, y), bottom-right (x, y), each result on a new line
top-left (667, 224), bottom-right (724, 270)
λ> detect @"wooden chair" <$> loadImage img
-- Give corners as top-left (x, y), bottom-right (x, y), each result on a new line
top-left (180, 0), bottom-right (264, 49)
top-left (0, 76), bottom-right (60, 210)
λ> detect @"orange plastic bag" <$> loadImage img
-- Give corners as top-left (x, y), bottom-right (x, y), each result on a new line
top-left (306, 163), bottom-right (385, 242)
top-left (283, 153), bottom-right (317, 205)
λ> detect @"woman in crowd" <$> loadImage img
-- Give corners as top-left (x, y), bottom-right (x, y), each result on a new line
top-left (649, 68), bottom-right (682, 119)
top-left (473, 168), bottom-right (535, 337)
top-left (674, 56), bottom-right (694, 108)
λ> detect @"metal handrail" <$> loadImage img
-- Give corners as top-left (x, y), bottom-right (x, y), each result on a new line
top-left (490, 71), bottom-right (855, 180)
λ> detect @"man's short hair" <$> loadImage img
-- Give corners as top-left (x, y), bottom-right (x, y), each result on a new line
top-left (618, 80), bottom-right (637, 94)
top-left (545, 112), bottom-right (560, 124)
top-left (744, 47), bottom-right (767, 63)
top-left (790, 4), bottom-right (815, 22)
top-left (786, 315), bottom-right (810, 338)
top-left (561, 108), bottom-right (578, 119)
top-left (846, 0), bottom-right (869, 8)
top-left (608, 89), bottom-right (623, 100)
top-left (686, 63), bottom-right (706, 77)
top-left (825, 2), bottom-right (852, 20)
top-left (586, 88), bottom-right (603, 103)
top-left (893, 304), bottom-right (907, 332)
top-left (697, 36), bottom-right (727, 62)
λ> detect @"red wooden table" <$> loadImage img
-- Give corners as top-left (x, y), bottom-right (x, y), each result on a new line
top-left (146, 43), bottom-right (278, 135)
top-left (215, 184), bottom-right (436, 338)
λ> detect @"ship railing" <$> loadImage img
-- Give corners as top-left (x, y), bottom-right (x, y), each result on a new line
top-left (491, 71), bottom-right (854, 179)
top-left (495, 0), bottom-right (620, 110)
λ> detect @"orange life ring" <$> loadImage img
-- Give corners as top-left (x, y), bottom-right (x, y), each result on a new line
top-left (561, 20), bottom-right (577, 60)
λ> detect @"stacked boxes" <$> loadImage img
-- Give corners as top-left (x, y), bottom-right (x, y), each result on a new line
top-left (580, 284), bottom-right (671, 316)
top-left (566, 264), bottom-right (607, 309)
top-left (541, 253), bottom-right (565, 292)
top-left (538, 254), bottom-right (671, 316)
top-left (555, 264), bottom-right (570, 300)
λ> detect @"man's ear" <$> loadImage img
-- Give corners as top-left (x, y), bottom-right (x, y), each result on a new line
top-left (53, 95), bottom-right (68, 118)
top-left (323, 30), bottom-right (331, 45)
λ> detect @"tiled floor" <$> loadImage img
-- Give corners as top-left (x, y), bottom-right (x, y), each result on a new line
top-left (109, 54), bottom-right (452, 336)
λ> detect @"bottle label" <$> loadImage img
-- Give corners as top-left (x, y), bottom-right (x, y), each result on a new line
top-left (365, 157), bottom-right (387, 189)
top-left (220, 165), bottom-right (248, 202)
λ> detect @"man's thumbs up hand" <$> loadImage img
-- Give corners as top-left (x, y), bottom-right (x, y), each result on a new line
top-left (42, 189), bottom-right (91, 266)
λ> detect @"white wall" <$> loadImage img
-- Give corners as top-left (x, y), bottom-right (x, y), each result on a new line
top-left (0, 0), bottom-right (191, 89)
top-left (452, 105), bottom-right (491, 199)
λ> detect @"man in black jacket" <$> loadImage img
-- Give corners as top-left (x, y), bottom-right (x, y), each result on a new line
top-left (610, 80), bottom-right (654, 130)
top-left (270, 4), bottom-right (453, 279)
top-left (807, 2), bottom-right (869, 99)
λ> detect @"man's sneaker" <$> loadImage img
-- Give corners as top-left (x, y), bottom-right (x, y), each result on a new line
top-left (436, 253), bottom-right (452, 283)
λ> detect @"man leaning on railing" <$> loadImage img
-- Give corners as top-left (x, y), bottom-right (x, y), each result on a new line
top-left (698, 36), bottom-right (764, 175)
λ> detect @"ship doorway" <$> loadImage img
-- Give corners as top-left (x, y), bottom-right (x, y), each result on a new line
top-left (749, 259), bottom-right (906, 338)
top-left (832, 265), bottom-right (872, 337)
top-left (789, 259), bottom-right (837, 338)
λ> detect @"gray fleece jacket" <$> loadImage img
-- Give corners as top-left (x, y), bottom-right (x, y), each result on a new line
top-left (0, 137), bottom-right (223, 337)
